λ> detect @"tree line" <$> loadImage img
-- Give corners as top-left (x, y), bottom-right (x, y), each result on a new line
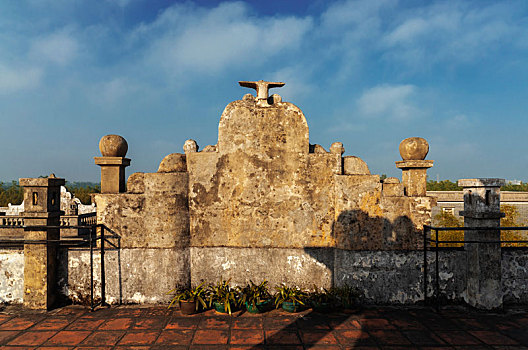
top-left (427, 180), bottom-right (528, 192)
top-left (0, 181), bottom-right (100, 206)
top-left (432, 205), bottom-right (527, 247)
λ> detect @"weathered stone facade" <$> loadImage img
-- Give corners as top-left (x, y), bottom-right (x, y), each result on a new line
top-left (2, 81), bottom-right (528, 308)
top-left (90, 81), bottom-right (436, 301)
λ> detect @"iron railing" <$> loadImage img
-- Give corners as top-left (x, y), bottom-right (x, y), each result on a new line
top-left (423, 225), bottom-right (528, 310)
top-left (0, 223), bottom-right (120, 311)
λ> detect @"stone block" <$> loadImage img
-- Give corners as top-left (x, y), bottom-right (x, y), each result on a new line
top-left (158, 153), bottom-right (187, 173)
top-left (382, 177), bottom-right (404, 197)
top-left (126, 172), bottom-right (144, 194)
top-left (95, 172), bottom-right (189, 249)
top-left (343, 156), bottom-right (370, 175)
top-left (94, 157), bottom-right (130, 194)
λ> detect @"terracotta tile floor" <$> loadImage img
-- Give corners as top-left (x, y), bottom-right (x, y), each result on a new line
top-left (0, 304), bottom-right (526, 349)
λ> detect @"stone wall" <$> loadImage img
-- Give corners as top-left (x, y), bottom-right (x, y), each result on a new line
top-left (0, 249), bottom-right (24, 303)
top-left (57, 247), bottom-right (189, 304)
top-left (89, 83), bottom-right (439, 302)
top-left (503, 249), bottom-right (528, 304)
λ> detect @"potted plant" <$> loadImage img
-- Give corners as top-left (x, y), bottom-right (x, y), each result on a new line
top-left (308, 287), bottom-right (336, 313)
top-left (207, 279), bottom-right (240, 315)
top-left (240, 280), bottom-right (272, 313)
top-left (167, 281), bottom-right (208, 315)
top-left (274, 284), bottom-right (306, 313)
top-left (332, 284), bottom-right (361, 313)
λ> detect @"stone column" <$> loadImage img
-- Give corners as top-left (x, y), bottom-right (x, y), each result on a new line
top-left (458, 178), bottom-right (505, 310)
top-left (395, 137), bottom-right (433, 196)
top-left (94, 134), bottom-right (130, 194)
top-left (20, 174), bottom-right (65, 309)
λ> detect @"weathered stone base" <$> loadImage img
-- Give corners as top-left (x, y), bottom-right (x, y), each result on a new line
top-left (57, 248), bottom-right (189, 304)
top-left (190, 247), bottom-right (334, 289)
top-left (0, 249), bottom-right (24, 303)
top-left (335, 249), bottom-right (466, 304)
top-left (190, 247), bottom-right (468, 304)
top-left (503, 249), bottom-right (528, 305)
top-left (2, 246), bottom-right (528, 306)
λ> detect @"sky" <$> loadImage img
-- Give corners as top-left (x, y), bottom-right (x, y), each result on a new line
top-left (0, 0), bottom-right (527, 183)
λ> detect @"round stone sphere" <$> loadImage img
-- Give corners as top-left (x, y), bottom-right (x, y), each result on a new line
top-left (99, 134), bottom-right (128, 157)
top-left (399, 137), bottom-right (429, 160)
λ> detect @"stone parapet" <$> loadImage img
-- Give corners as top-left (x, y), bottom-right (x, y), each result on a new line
top-left (458, 178), bottom-right (505, 310)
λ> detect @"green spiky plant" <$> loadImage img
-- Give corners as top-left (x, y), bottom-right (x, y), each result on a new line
top-left (308, 286), bottom-right (336, 309)
top-left (274, 284), bottom-right (306, 310)
top-left (240, 280), bottom-right (272, 312)
top-left (167, 281), bottom-right (208, 311)
top-left (331, 284), bottom-right (361, 309)
top-left (207, 279), bottom-right (240, 315)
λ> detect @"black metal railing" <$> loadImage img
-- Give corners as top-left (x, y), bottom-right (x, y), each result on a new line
top-left (423, 225), bottom-right (528, 310)
top-left (0, 223), bottom-right (120, 311)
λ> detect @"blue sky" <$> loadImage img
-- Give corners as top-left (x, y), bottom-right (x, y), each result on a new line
top-left (1, 0), bottom-right (527, 182)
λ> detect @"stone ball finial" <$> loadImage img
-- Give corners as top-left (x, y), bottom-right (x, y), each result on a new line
top-left (399, 137), bottom-right (429, 161)
top-left (330, 142), bottom-right (345, 155)
top-left (183, 139), bottom-right (198, 153)
top-left (99, 134), bottom-right (128, 157)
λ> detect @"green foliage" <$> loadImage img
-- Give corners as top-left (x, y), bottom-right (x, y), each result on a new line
top-left (0, 181), bottom-right (23, 206)
top-left (308, 287), bottom-right (336, 305)
top-left (167, 281), bottom-right (208, 310)
top-left (274, 284), bottom-right (306, 308)
top-left (207, 279), bottom-right (240, 315)
top-left (65, 182), bottom-right (100, 205)
top-left (502, 183), bottom-right (528, 192)
top-left (501, 204), bottom-right (528, 247)
top-left (0, 181), bottom-right (100, 206)
top-left (240, 280), bottom-right (272, 309)
top-left (427, 180), bottom-right (462, 191)
top-left (428, 179), bottom-right (528, 192)
top-left (432, 205), bottom-right (527, 247)
top-left (432, 211), bottom-right (464, 247)
top-left (329, 285), bottom-right (361, 309)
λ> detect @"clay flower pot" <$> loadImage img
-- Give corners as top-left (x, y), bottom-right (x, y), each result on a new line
top-left (179, 300), bottom-right (197, 315)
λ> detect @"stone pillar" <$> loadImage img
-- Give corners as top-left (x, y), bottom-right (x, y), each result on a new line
top-left (94, 134), bottom-right (130, 193)
top-left (20, 174), bottom-right (65, 309)
top-left (458, 178), bottom-right (505, 310)
top-left (395, 137), bottom-right (433, 196)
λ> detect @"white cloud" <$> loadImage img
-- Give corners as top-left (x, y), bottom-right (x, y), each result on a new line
top-left (0, 63), bottom-right (42, 93)
top-left (138, 2), bottom-right (313, 74)
top-left (381, 2), bottom-right (526, 67)
top-left (357, 84), bottom-right (419, 120)
top-left (30, 29), bottom-right (78, 65)
top-left (384, 18), bottom-right (429, 45)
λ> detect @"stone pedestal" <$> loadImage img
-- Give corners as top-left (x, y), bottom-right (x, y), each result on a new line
top-left (94, 157), bottom-right (130, 193)
top-left (395, 160), bottom-right (433, 196)
top-left (458, 178), bottom-right (505, 310)
top-left (20, 176), bottom-right (65, 309)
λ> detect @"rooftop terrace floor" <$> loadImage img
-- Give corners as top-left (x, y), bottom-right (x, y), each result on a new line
top-left (0, 304), bottom-right (527, 349)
